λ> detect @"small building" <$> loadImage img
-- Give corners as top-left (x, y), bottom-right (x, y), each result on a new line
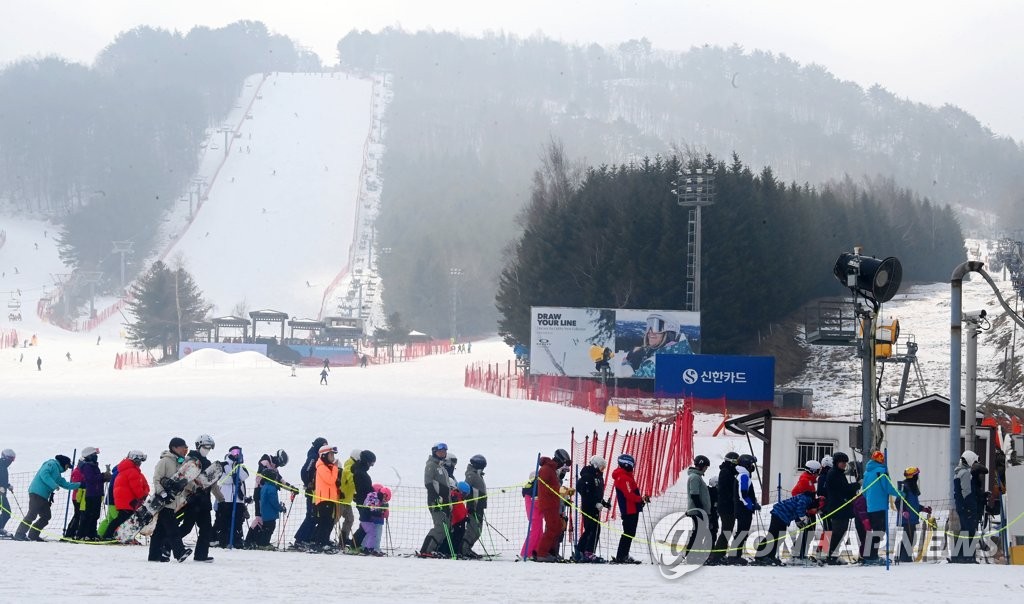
top-left (725, 394), bottom-right (995, 505)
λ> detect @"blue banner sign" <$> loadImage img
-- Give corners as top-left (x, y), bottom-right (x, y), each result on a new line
top-left (655, 354), bottom-right (775, 401)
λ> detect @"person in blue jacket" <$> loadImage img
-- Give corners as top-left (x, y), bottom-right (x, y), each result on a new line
top-left (755, 492), bottom-right (823, 564)
top-left (14, 455), bottom-right (81, 541)
top-left (896, 466), bottom-right (932, 562)
top-left (861, 450), bottom-right (900, 564)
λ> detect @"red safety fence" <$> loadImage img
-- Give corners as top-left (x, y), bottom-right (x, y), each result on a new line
top-left (0, 328), bottom-right (17, 349)
top-left (113, 351), bottom-right (154, 370)
top-left (363, 340), bottom-right (451, 364)
top-left (567, 406), bottom-right (694, 513)
top-left (465, 361), bottom-right (811, 421)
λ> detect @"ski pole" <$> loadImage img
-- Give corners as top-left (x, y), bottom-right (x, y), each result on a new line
top-left (385, 517), bottom-right (394, 556)
top-left (485, 518), bottom-right (510, 541)
top-left (277, 494), bottom-right (295, 551)
top-left (228, 466), bottom-right (238, 549)
top-left (441, 518), bottom-right (456, 560)
top-left (476, 514), bottom-right (492, 560)
top-left (62, 448), bottom-right (76, 535)
top-left (11, 490), bottom-right (26, 516)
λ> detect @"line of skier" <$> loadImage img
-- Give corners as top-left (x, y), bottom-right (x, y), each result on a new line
top-left (680, 448), bottom-right (996, 566)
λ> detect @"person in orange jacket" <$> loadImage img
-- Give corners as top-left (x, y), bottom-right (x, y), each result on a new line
top-left (313, 445), bottom-right (340, 551)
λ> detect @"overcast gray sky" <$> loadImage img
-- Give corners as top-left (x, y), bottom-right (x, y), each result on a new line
top-left (2, 0), bottom-right (1022, 141)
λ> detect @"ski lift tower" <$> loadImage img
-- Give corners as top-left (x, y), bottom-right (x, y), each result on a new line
top-left (671, 162), bottom-right (715, 312)
top-left (111, 240), bottom-right (134, 293)
top-left (77, 271), bottom-right (104, 319)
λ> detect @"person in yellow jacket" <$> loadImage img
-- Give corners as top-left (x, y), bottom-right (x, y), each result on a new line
top-left (313, 445), bottom-right (340, 551)
top-left (338, 450), bottom-right (359, 549)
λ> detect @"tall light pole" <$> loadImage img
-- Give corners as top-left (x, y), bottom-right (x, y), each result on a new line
top-left (217, 126), bottom-right (233, 158)
top-left (672, 165), bottom-right (715, 312)
top-left (449, 267), bottom-right (463, 341)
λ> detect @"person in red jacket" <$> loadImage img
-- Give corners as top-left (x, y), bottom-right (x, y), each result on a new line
top-left (790, 460), bottom-right (821, 562)
top-left (533, 448), bottom-right (571, 562)
top-left (100, 451), bottom-right (150, 540)
top-left (612, 453), bottom-right (649, 564)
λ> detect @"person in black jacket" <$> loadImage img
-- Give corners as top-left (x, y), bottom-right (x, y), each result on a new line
top-left (178, 435), bottom-right (218, 562)
top-left (824, 452), bottom-right (860, 565)
top-left (708, 452), bottom-right (739, 565)
top-left (292, 437), bottom-right (327, 547)
top-left (0, 449), bottom-right (14, 536)
top-left (351, 450), bottom-right (376, 549)
top-left (574, 455), bottom-right (610, 562)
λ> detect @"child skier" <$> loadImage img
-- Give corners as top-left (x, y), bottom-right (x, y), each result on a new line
top-left (438, 481), bottom-right (470, 557)
top-left (74, 447), bottom-right (109, 540)
top-left (247, 449), bottom-right (289, 549)
top-left (313, 445), bottom-right (340, 551)
top-left (359, 484), bottom-right (391, 555)
top-left (790, 460), bottom-right (821, 561)
top-left (896, 466), bottom-right (931, 562)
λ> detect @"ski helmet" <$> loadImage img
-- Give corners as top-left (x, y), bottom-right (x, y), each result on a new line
top-left (470, 454), bottom-right (487, 470)
top-left (553, 449), bottom-right (571, 466)
top-left (961, 450), bottom-right (979, 466)
top-left (724, 452), bottom-right (740, 463)
top-left (360, 450), bottom-right (377, 465)
top-left (127, 450), bottom-right (147, 464)
top-left (447, 454), bottom-right (458, 467)
top-left (904, 466), bottom-right (920, 479)
top-left (227, 446), bottom-right (243, 463)
top-left (431, 442), bottom-right (448, 456)
top-left (319, 445), bottom-right (337, 458)
top-left (832, 452), bottom-right (850, 465)
top-left (312, 437), bottom-right (328, 448)
top-left (870, 450), bottom-right (885, 463)
top-left (708, 475), bottom-right (719, 488)
top-left (694, 455), bottom-right (711, 470)
top-left (81, 446), bottom-right (99, 459)
top-left (55, 454), bottom-right (72, 471)
top-left (457, 481), bottom-right (471, 496)
top-left (820, 455), bottom-right (834, 468)
top-left (804, 460), bottom-right (822, 473)
top-left (195, 434), bottom-right (216, 450)
top-left (272, 449), bottom-right (289, 467)
top-left (617, 454), bottom-right (636, 470)
top-left (1, 448), bottom-right (14, 461)
top-left (168, 437), bottom-right (187, 450)
top-left (589, 455), bottom-right (607, 470)
top-left (350, 449), bottom-right (362, 461)
top-left (737, 454), bottom-right (756, 470)
top-left (379, 486), bottom-right (392, 502)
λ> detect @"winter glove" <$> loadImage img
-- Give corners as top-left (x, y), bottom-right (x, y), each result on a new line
top-left (923, 506), bottom-right (932, 514)
top-left (244, 496), bottom-right (253, 505)
top-left (642, 495), bottom-right (652, 503)
top-left (279, 502), bottom-right (287, 513)
top-left (595, 502), bottom-right (604, 511)
top-left (603, 499), bottom-right (612, 508)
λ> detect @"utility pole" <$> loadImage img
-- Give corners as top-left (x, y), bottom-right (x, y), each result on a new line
top-left (111, 240), bottom-right (134, 293)
top-left (218, 126), bottom-right (233, 159)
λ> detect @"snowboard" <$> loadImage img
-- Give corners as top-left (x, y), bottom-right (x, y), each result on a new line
top-left (116, 459), bottom-right (202, 543)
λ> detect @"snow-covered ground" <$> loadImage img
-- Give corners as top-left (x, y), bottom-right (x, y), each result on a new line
top-left (156, 71), bottom-right (373, 318)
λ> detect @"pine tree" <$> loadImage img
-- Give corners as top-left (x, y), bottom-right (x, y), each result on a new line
top-left (125, 261), bottom-right (210, 359)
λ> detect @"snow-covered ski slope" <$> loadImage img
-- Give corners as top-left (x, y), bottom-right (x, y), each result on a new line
top-left (158, 72), bottom-right (373, 318)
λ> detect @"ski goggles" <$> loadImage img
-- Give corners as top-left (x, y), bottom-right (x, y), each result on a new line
top-left (646, 316), bottom-right (668, 332)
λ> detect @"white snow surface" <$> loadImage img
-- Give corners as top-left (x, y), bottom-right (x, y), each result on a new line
top-left (157, 72), bottom-right (373, 318)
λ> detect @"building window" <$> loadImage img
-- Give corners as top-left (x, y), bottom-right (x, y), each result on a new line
top-left (796, 440), bottom-right (835, 471)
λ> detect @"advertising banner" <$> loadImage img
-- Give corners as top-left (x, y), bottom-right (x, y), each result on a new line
top-left (286, 344), bottom-right (358, 366)
top-left (654, 354), bottom-right (775, 401)
top-left (178, 341), bottom-right (268, 359)
top-left (529, 306), bottom-right (700, 379)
